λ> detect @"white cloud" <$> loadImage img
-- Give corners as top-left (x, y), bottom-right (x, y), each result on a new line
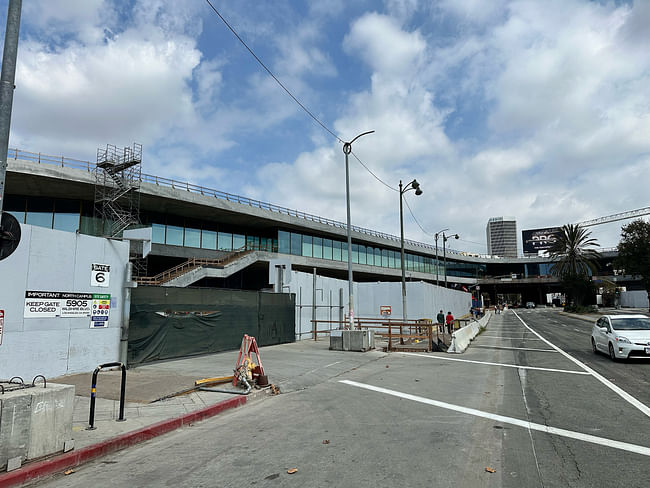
top-left (343, 13), bottom-right (426, 78)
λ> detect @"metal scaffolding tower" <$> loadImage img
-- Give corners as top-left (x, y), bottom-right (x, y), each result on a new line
top-left (94, 143), bottom-right (142, 237)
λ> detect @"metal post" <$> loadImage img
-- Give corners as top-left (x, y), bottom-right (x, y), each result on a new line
top-left (0, 0), bottom-right (22, 218)
top-left (443, 232), bottom-right (448, 288)
top-left (341, 131), bottom-right (374, 330)
top-left (343, 143), bottom-right (354, 329)
top-left (399, 180), bottom-right (407, 324)
top-left (87, 362), bottom-right (126, 430)
top-left (435, 234), bottom-right (439, 286)
top-left (312, 267), bottom-right (317, 337)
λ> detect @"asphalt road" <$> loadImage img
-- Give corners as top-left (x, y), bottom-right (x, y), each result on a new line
top-left (515, 308), bottom-right (650, 407)
top-left (34, 309), bottom-right (650, 488)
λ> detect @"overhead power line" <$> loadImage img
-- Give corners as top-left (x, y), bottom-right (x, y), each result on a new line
top-left (204, 0), bottom-right (342, 143)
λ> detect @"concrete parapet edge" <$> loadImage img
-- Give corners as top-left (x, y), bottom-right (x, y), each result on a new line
top-left (0, 396), bottom-right (246, 487)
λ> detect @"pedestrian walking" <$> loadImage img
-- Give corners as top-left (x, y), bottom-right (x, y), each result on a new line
top-left (436, 309), bottom-right (444, 325)
top-left (445, 311), bottom-right (454, 334)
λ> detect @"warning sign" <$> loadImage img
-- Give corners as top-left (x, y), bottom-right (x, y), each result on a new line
top-left (0, 310), bottom-right (4, 346)
top-left (380, 305), bottom-right (392, 316)
top-left (91, 294), bottom-right (111, 328)
top-left (24, 291), bottom-right (93, 318)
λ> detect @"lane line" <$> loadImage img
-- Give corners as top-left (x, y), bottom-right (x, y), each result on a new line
top-left (513, 310), bottom-right (650, 419)
top-left (340, 380), bottom-right (650, 457)
top-left (479, 336), bottom-right (544, 340)
top-left (473, 345), bottom-right (557, 353)
top-left (400, 352), bottom-right (589, 375)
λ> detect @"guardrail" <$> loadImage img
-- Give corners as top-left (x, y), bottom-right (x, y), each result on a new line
top-left (8, 148), bottom-right (465, 255)
top-left (8, 148), bottom-right (620, 259)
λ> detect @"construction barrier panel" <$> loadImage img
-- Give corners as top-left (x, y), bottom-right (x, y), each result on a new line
top-left (447, 311), bottom-right (492, 354)
top-left (128, 287), bottom-right (295, 366)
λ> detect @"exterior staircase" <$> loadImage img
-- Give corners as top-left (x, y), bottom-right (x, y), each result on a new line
top-left (135, 248), bottom-right (257, 286)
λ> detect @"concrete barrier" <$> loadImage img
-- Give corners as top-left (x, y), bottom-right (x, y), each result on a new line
top-left (1, 383), bottom-right (75, 472)
top-left (447, 312), bottom-right (491, 354)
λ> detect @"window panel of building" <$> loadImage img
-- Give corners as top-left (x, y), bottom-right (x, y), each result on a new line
top-left (247, 235), bottom-right (259, 250)
top-left (278, 231), bottom-right (290, 254)
top-left (184, 227), bottom-right (201, 248)
top-left (313, 237), bottom-right (323, 259)
top-left (351, 243), bottom-right (359, 264)
top-left (302, 235), bottom-right (313, 257)
top-left (333, 240), bottom-right (342, 261)
top-left (202, 230), bottom-right (217, 250)
top-left (323, 239), bottom-right (333, 260)
top-left (152, 223), bottom-right (165, 244)
top-left (53, 213), bottom-right (79, 232)
top-left (233, 234), bottom-right (246, 250)
top-left (218, 232), bottom-right (233, 251)
top-left (166, 225), bottom-right (184, 246)
top-left (26, 198), bottom-right (54, 228)
top-left (290, 232), bottom-right (301, 256)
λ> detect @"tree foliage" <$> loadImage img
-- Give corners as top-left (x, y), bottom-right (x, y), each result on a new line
top-left (615, 219), bottom-right (650, 310)
top-left (549, 224), bottom-right (600, 307)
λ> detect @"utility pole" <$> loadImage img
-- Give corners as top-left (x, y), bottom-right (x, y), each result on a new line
top-left (0, 0), bottom-right (22, 220)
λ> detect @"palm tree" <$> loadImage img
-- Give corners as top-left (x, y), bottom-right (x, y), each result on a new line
top-left (549, 224), bottom-right (600, 307)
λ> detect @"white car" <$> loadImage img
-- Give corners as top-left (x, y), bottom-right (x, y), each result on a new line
top-left (591, 314), bottom-right (650, 360)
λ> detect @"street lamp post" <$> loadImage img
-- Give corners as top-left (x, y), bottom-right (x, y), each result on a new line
top-left (399, 179), bottom-right (423, 325)
top-left (434, 228), bottom-right (449, 286)
top-left (342, 130), bottom-right (374, 329)
top-left (442, 232), bottom-right (459, 288)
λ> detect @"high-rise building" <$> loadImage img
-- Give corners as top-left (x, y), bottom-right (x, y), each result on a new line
top-left (486, 217), bottom-right (517, 257)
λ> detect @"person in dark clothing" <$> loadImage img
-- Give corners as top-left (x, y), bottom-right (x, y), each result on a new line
top-left (436, 310), bottom-right (444, 325)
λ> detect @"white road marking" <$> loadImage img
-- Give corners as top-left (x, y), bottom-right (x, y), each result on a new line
top-left (400, 352), bottom-right (589, 375)
top-left (340, 380), bottom-right (650, 457)
top-left (473, 345), bottom-right (557, 353)
top-left (479, 336), bottom-right (545, 340)
top-left (513, 311), bottom-right (650, 419)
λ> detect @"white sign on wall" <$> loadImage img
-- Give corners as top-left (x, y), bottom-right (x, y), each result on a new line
top-left (24, 291), bottom-right (105, 320)
top-left (91, 263), bottom-right (110, 287)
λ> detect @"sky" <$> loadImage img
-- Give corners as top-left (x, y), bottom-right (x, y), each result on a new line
top-left (2, 0), bottom-right (649, 254)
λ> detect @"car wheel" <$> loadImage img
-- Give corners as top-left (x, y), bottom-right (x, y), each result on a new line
top-left (608, 343), bottom-right (617, 361)
top-left (591, 338), bottom-right (597, 354)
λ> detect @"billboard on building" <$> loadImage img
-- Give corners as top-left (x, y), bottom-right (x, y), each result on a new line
top-left (522, 227), bottom-right (562, 254)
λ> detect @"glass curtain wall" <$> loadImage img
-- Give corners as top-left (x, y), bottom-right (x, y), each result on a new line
top-left (277, 229), bottom-right (483, 279)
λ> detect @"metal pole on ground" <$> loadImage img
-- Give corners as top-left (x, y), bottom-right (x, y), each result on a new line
top-left (0, 0), bottom-right (22, 219)
top-left (342, 130), bottom-right (373, 329)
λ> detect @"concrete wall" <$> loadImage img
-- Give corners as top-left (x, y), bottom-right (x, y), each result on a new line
top-left (620, 290), bottom-right (649, 308)
top-left (287, 270), bottom-right (472, 339)
top-left (0, 383), bottom-right (75, 471)
top-left (0, 225), bottom-right (129, 379)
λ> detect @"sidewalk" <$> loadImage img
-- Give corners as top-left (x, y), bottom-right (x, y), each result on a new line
top-left (2, 340), bottom-right (386, 487)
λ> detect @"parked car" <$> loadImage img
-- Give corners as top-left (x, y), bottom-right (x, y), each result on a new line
top-left (526, 302), bottom-right (535, 309)
top-left (591, 315), bottom-right (650, 360)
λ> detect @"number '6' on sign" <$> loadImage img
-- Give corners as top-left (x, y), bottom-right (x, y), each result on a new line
top-left (91, 263), bottom-right (110, 287)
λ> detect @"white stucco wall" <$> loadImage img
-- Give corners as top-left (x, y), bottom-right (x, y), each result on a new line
top-left (287, 270), bottom-right (472, 339)
top-left (0, 225), bottom-right (129, 379)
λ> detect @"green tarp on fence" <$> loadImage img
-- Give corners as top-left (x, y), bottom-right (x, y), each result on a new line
top-left (128, 287), bottom-right (295, 366)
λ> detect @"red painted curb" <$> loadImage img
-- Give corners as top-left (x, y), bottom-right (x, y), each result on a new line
top-left (0, 395), bottom-right (246, 487)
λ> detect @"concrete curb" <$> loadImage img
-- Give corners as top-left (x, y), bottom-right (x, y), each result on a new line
top-left (0, 396), bottom-right (247, 487)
